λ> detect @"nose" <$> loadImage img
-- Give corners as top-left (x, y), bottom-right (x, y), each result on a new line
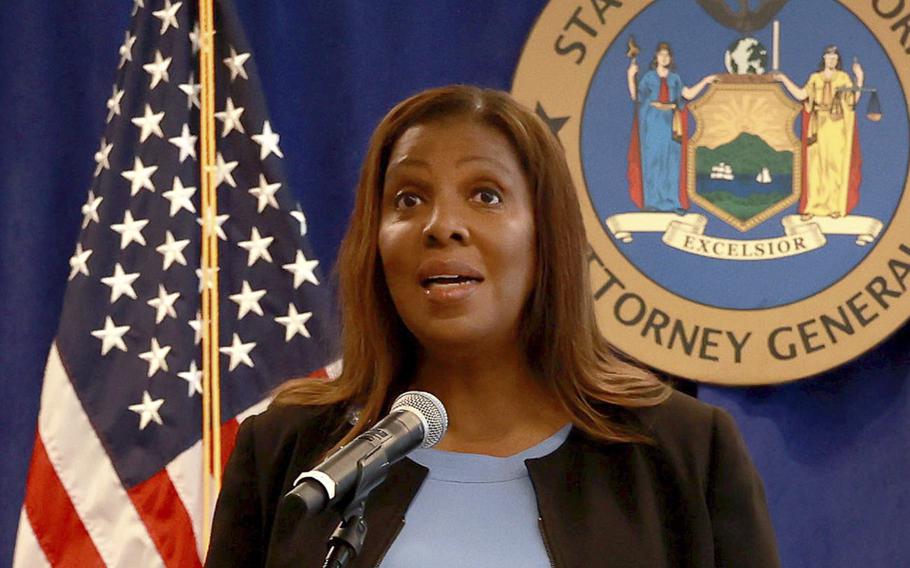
top-left (422, 197), bottom-right (468, 247)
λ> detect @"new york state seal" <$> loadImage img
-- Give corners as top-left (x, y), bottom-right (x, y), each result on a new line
top-left (512, 0), bottom-right (910, 384)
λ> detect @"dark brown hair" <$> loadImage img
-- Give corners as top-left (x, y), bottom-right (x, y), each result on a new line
top-left (273, 85), bottom-right (670, 446)
top-left (650, 41), bottom-right (677, 71)
top-left (817, 45), bottom-right (843, 71)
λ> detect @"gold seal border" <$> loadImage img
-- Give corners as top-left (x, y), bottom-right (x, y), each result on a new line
top-left (512, 0), bottom-right (910, 384)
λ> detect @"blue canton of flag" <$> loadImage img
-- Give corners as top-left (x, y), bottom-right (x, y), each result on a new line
top-left (14, 1), bottom-right (338, 566)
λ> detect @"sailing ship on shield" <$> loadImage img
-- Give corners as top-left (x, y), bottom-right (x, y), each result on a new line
top-left (606, 30), bottom-right (884, 260)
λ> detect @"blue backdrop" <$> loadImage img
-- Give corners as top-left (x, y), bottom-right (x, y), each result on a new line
top-left (1, 2), bottom-right (907, 566)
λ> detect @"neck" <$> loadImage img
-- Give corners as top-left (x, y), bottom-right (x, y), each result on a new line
top-left (410, 343), bottom-right (570, 456)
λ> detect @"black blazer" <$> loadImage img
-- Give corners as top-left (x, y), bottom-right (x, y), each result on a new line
top-left (205, 391), bottom-right (780, 567)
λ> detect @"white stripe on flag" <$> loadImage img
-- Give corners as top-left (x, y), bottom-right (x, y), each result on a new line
top-left (237, 397), bottom-right (271, 423)
top-left (12, 508), bottom-right (51, 568)
top-left (166, 441), bottom-right (205, 561)
top-left (39, 343), bottom-right (165, 568)
top-left (326, 359), bottom-right (343, 380)
top-left (166, 396), bottom-right (273, 561)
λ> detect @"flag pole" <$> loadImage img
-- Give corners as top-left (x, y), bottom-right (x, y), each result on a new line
top-left (198, 0), bottom-right (222, 548)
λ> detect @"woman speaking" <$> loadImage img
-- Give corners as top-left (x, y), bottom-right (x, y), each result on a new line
top-left (205, 86), bottom-right (780, 567)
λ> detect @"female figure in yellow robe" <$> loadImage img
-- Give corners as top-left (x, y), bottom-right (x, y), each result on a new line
top-left (775, 46), bottom-right (864, 219)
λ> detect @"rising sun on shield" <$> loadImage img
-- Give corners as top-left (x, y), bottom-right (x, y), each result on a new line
top-left (687, 77), bottom-right (802, 232)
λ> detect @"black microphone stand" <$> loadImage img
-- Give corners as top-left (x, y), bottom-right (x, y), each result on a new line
top-left (322, 500), bottom-right (367, 568)
top-left (320, 449), bottom-right (391, 568)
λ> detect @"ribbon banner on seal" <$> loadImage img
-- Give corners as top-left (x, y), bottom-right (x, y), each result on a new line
top-left (606, 212), bottom-right (883, 261)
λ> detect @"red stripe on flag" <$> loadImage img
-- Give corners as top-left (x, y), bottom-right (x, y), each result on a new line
top-left (24, 435), bottom-right (105, 568)
top-left (127, 470), bottom-right (203, 568)
top-left (308, 366), bottom-right (329, 379)
top-left (220, 418), bottom-right (240, 472)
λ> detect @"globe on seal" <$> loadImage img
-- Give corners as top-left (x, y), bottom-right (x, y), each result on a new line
top-left (725, 37), bottom-right (768, 75)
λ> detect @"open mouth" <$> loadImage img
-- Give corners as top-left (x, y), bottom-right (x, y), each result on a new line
top-left (416, 260), bottom-right (484, 301)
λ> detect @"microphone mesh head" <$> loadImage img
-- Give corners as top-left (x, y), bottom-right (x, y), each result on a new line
top-left (391, 391), bottom-right (448, 448)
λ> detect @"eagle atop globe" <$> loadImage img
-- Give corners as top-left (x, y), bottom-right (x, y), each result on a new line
top-left (725, 37), bottom-right (768, 75)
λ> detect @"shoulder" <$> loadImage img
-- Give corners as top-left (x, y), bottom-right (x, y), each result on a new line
top-left (629, 394), bottom-right (779, 565)
top-left (606, 393), bottom-right (779, 565)
top-left (241, 402), bottom-right (345, 443)
top-left (236, 402), bottom-right (351, 476)
top-left (632, 389), bottom-right (718, 433)
top-left (230, 403), bottom-right (352, 523)
top-left (207, 403), bottom-right (352, 566)
top-left (626, 390), bottom-right (743, 484)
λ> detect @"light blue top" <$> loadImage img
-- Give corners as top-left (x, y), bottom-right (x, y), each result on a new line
top-left (378, 424), bottom-right (572, 567)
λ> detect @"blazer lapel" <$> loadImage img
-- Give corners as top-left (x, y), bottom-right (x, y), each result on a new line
top-left (353, 458), bottom-right (428, 567)
top-left (526, 431), bottom-right (680, 568)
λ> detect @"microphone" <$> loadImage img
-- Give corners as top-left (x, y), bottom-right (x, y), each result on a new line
top-left (284, 391), bottom-right (448, 517)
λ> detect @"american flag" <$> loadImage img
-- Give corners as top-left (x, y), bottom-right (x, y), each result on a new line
top-left (13, 0), bottom-right (338, 565)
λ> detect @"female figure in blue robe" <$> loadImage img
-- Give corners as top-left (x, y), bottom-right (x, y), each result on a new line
top-left (627, 42), bottom-right (716, 212)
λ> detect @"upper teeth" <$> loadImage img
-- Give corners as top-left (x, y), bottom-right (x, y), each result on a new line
top-left (426, 275), bottom-right (471, 285)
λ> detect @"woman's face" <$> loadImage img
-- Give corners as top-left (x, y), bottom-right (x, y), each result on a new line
top-left (656, 48), bottom-right (672, 68)
top-left (823, 51), bottom-right (839, 69)
top-left (378, 118), bottom-right (536, 353)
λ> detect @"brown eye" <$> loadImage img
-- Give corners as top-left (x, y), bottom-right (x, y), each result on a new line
top-left (393, 191), bottom-right (422, 209)
top-left (472, 187), bottom-right (502, 205)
